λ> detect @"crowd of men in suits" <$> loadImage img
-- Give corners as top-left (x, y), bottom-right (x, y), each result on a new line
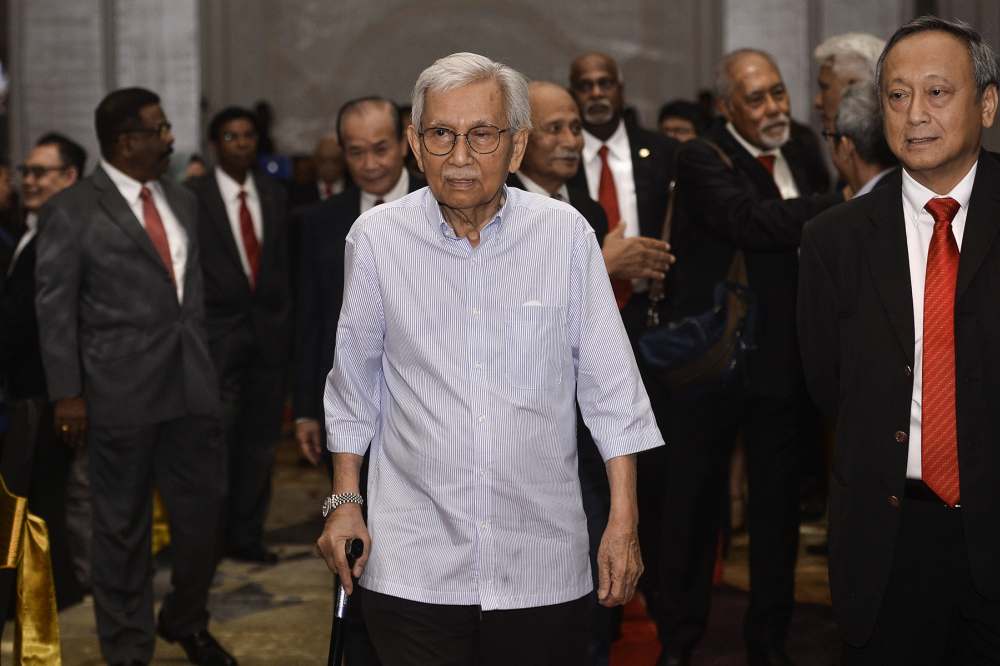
top-left (0, 13), bottom-right (997, 666)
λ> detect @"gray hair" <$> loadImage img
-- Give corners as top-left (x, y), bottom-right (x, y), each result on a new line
top-left (411, 52), bottom-right (532, 132)
top-left (714, 49), bottom-right (780, 100)
top-left (875, 16), bottom-right (1000, 106)
top-left (814, 33), bottom-right (886, 82)
top-left (834, 84), bottom-right (897, 168)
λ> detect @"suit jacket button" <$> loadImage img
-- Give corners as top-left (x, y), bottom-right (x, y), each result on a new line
top-left (905, 365), bottom-right (913, 377)
top-left (894, 430), bottom-right (908, 444)
top-left (888, 495), bottom-right (900, 508)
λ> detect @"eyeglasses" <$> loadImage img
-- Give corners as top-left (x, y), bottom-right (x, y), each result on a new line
top-left (418, 125), bottom-right (509, 156)
top-left (16, 164), bottom-right (67, 179)
top-left (822, 129), bottom-right (842, 141)
top-left (123, 121), bottom-right (172, 139)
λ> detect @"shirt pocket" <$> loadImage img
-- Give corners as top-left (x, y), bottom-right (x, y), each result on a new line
top-left (503, 305), bottom-right (566, 389)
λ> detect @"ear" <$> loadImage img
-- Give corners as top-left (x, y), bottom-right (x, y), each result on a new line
top-left (981, 83), bottom-right (998, 129)
top-left (65, 166), bottom-right (80, 185)
top-left (406, 125), bottom-right (425, 173)
top-left (507, 128), bottom-right (529, 173)
top-left (716, 96), bottom-right (732, 122)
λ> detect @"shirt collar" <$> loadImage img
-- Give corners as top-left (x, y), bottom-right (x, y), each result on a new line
top-left (361, 169), bottom-right (409, 210)
top-left (101, 158), bottom-right (156, 204)
top-left (516, 172), bottom-right (570, 202)
top-left (853, 167), bottom-right (895, 199)
top-left (426, 184), bottom-right (510, 242)
top-left (582, 119), bottom-right (629, 163)
top-left (725, 122), bottom-right (781, 160)
top-left (215, 166), bottom-right (257, 203)
top-left (24, 211), bottom-right (38, 234)
top-left (901, 161), bottom-right (977, 221)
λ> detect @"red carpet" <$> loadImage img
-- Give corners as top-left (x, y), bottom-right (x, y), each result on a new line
top-left (610, 596), bottom-right (660, 665)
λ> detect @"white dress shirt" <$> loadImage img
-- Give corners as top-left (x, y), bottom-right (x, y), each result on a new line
top-left (515, 171), bottom-right (570, 202)
top-left (101, 159), bottom-right (187, 303)
top-left (852, 167), bottom-right (895, 199)
top-left (582, 120), bottom-right (639, 237)
top-left (360, 169), bottom-right (409, 214)
top-left (7, 212), bottom-right (37, 276)
top-left (726, 122), bottom-right (800, 200)
top-left (902, 162), bottom-right (975, 480)
top-left (215, 166), bottom-right (263, 282)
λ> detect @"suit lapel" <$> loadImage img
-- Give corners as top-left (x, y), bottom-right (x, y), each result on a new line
top-left (865, 170), bottom-right (915, 363)
top-left (957, 151), bottom-right (1000, 299)
top-left (713, 126), bottom-right (782, 200)
top-left (627, 126), bottom-right (657, 238)
top-left (93, 167), bottom-right (169, 274)
top-left (160, 177), bottom-right (198, 302)
top-left (255, 173), bottom-right (277, 279)
top-left (202, 175), bottom-right (245, 277)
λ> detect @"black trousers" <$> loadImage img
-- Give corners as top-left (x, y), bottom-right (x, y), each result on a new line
top-left (89, 414), bottom-right (224, 664)
top-left (842, 497), bottom-right (1000, 665)
top-left (362, 588), bottom-right (589, 666)
top-left (214, 328), bottom-right (287, 552)
top-left (653, 384), bottom-right (803, 655)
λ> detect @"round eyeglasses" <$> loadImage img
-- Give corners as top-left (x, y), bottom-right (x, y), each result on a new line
top-left (418, 125), bottom-right (509, 156)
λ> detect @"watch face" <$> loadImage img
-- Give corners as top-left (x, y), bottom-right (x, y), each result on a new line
top-left (322, 496), bottom-right (333, 517)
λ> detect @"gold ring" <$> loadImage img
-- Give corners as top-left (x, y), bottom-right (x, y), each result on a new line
top-left (60, 424), bottom-right (70, 433)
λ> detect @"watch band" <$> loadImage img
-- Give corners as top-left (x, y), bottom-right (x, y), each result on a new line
top-left (322, 492), bottom-right (364, 518)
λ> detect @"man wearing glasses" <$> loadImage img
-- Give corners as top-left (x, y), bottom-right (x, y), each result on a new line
top-left (35, 88), bottom-right (235, 666)
top-left (315, 52), bottom-right (663, 665)
top-left (189, 107), bottom-right (291, 567)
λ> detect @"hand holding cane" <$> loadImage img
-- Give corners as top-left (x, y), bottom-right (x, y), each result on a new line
top-left (328, 538), bottom-right (365, 666)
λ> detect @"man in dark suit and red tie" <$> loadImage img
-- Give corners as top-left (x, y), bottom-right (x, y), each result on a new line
top-left (189, 107), bottom-right (291, 566)
top-left (35, 87), bottom-right (234, 666)
top-left (799, 16), bottom-right (1000, 664)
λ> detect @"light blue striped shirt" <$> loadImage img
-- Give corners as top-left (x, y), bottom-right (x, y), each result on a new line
top-left (324, 185), bottom-right (664, 610)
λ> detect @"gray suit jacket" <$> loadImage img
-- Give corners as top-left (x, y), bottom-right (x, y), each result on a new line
top-left (35, 166), bottom-right (219, 427)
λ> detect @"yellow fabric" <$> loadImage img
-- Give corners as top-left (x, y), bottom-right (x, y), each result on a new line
top-left (0, 475), bottom-right (61, 664)
top-left (152, 491), bottom-right (171, 555)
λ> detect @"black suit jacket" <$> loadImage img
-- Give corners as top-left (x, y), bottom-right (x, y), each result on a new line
top-left (189, 171), bottom-right (292, 369)
top-left (507, 174), bottom-right (609, 243)
top-left (0, 236), bottom-right (46, 400)
top-left (35, 167), bottom-right (219, 427)
top-left (671, 120), bottom-right (841, 395)
top-left (798, 151), bottom-right (1000, 645)
top-left (294, 174), bottom-right (425, 420)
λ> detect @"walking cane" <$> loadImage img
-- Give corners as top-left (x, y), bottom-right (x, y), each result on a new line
top-left (328, 538), bottom-right (365, 666)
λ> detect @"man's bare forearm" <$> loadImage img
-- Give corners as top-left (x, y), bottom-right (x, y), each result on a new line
top-left (605, 454), bottom-right (639, 525)
top-left (332, 452), bottom-right (365, 494)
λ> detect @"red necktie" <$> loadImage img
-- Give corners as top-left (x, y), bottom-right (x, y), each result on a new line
top-left (238, 190), bottom-right (260, 288)
top-left (321, 182), bottom-right (333, 199)
top-left (922, 196), bottom-right (961, 506)
top-left (756, 154), bottom-right (776, 177)
top-left (597, 145), bottom-right (632, 308)
top-left (139, 186), bottom-right (175, 284)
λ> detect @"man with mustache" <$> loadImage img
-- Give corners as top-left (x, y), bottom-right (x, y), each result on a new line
top-left (35, 87), bottom-right (235, 666)
top-left (511, 79), bottom-right (674, 666)
top-left (655, 50), bottom-right (844, 666)
top-left (316, 52), bottom-right (663, 665)
top-left (189, 107), bottom-right (291, 566)
top-left (800, 16), bottom-right (1000, 664)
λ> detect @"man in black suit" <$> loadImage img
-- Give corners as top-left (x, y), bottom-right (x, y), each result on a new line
top-left (290, 135), bottom-right (347, 212)
top-left (568, 53), bottom-right (679, 626)
top-left (189, 107), bottom-right (291, 565)
top-left (510, 79), bottom-right (673, 666)
top-left (799, 17), bottom-right (1000, 664)
top-left (0, 132), bottom-right (86, 631)
top-left (657, 50), bottom-right (845, 666)
top-left (35, 88), bottom-right (234, 666)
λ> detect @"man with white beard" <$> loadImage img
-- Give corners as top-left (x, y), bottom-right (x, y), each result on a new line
top-left (649, 49), bottom-right (844, 666)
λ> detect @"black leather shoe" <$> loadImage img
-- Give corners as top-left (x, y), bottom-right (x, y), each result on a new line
top-left (655, 649), bottom-right (692, 666)
top-left (747, 644), bottom-right (795, 666)
top-left (160, 629), bottom-right (237, 666)
top-left (226, 544), bottom-right (278, 565)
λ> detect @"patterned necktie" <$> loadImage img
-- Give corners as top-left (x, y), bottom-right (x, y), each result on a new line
top-left (756, 154), bottom-right (776, 177)
top-left (238, 190), bottom-right (260, 288)
top-left (922, 196), bottom-right (961, 506)
top-left (139, 186), bottom-right (175, 284)
top-left (597, 145), bottom-right (631, 308)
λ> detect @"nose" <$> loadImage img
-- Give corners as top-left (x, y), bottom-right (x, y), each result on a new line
top-left (907, 91), bottom-right (930, 125)
top-left (764, 93), bottom-right (781, 116)
top-left (448, 135), bottom-right (474, 166)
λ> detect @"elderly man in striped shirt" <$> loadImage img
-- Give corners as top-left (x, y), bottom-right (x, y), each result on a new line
top-left (316, 52), bottom-right (664, 665)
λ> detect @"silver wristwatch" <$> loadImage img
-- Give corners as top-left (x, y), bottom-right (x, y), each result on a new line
top-left (321, 492), bottom-right (364, 518)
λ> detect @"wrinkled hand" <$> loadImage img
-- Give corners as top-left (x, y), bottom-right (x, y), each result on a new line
top-left (596, 515), bottom-right (643, 607)
top-left (54, 397), bottom-right (87, 448)
top-left (295, 419), bottom-right (323, 466)
top-left (602, 225), bottom-right (676, 280)
top-left (316, 504), bottom-right (371, 595)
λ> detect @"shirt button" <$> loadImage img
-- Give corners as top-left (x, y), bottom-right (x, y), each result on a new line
top-left (888, 495), bottom-right (901, 509)
top-left (480, 521), bottom-right (489, 530)
top-left (904, 365), bottom-right (913, 378)
top-left (894, 431), bottom-right (908, 444)
top-left (474, 362), bottom-right (483, 370)
top-left (478, 415), bottom-right (487, 423)
top-left (471, 307), bottom-right (481, 316)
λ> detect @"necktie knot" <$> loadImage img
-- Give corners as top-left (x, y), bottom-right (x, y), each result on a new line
top-left (238, 189), bottom-right (247, 201)
top-left (756, 154), bottom-right (776, 176)
top-left (140, 185), bottom-right (152, 201)
top-left (598, 145), bottom-right (609, 162)
top-left (925, 197), bottom-right (960, 227)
